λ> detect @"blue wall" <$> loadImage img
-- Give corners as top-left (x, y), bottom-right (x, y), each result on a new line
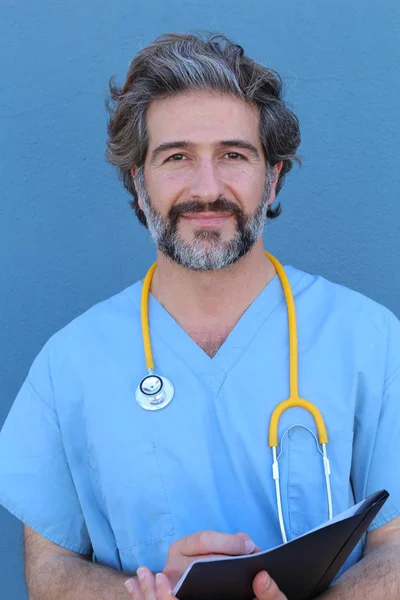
top-left (1, 0), bottom-right (399, 596)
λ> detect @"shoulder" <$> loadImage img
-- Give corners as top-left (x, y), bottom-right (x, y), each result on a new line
top-left (288, 264), bottom-right (398, 326)
top-left (287, 264), bottom-right (400, 357)
top-left (28, 280), bottom-right (143, 383)
top-left (55, 279), bottom-right (142, 342)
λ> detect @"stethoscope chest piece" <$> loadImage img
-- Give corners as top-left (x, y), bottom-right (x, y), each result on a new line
top-left (135, 373), bottom-right (174, 411)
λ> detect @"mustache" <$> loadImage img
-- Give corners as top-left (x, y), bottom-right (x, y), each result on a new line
top-left (169, 197), bottom-right (242, 219)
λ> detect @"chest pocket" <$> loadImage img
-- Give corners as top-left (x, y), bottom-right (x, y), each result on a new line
top-left (286, 425), bottom-right (354, 536)
top-left (85, 436), bottom-right (175, 555)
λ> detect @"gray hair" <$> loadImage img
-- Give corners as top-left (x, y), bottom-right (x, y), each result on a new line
top-left (105, 31), bottom-right (301, 226)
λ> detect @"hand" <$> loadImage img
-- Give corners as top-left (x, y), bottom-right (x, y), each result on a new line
top-left (124, 567), bottom-right (288, 599)
top-left (124, 529), bottom-right (260, 595)
top-left (161, 530), bottom-right (260, 587)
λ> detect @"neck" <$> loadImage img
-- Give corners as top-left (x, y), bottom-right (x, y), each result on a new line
top-left (149, 239), bottom-right (276, 324)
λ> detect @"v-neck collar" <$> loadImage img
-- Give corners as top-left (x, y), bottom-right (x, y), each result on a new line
top-left (134, 265), bottom-right (303, 396)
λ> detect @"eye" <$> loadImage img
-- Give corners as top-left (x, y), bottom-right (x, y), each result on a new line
top-left (225, 152), bottom-right (245, 160)
top-left (165, 153), bottom-right (187, 162)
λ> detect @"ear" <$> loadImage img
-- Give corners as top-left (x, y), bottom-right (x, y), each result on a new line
top-left (130, 166), bottom-right (143, 211)
top-left (267, 161), bottom-right (284, 206)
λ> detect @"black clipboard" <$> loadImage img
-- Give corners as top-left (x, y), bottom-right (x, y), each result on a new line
top-left (173, 490), bottom-right (389, 600)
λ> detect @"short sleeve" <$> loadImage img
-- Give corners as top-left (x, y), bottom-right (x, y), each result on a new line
top-left (353, 310), bottom-right (400, 531)
top-left (0, 340), bottom-right (92, 554)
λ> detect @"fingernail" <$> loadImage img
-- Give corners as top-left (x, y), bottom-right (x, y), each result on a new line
top-left (262, 572), bottom-right (271, 589)
top-left (155, 572), bottom-right (163, 587)
top-left (244, 539), bottom-right (255, 553)
top-left (137, 567), bottom-right (146, 581)
top-left (124, 579), bottom-right (135, 593)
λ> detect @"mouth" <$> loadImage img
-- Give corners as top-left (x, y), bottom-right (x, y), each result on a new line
top-left (180, 212), bottom-right (233, 226)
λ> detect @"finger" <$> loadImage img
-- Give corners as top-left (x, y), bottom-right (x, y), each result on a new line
top-left (236, 533), bottom-right (261, 554)
top-left (178, 531), bottom-right (255, 557)
top-left (196, 549), bottom-right (260, 561)
top-left (124, 577), bottom-right (143, 599)
top-left (155, 572), bottom-right (175, 599)
top-left (136, 567), bottom-right (157, 600)
top-left (253, 571), bottom-right (287, 600)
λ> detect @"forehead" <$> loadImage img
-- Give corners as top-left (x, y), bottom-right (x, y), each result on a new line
top-left (145, 90), bottom-right (260, 146)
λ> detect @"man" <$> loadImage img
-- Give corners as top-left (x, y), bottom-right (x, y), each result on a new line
top-left (0, 31), bottom-right (399, 600)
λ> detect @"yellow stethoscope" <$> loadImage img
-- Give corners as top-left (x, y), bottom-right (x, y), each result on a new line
top-left (135, 251), bottom-right (333, 543)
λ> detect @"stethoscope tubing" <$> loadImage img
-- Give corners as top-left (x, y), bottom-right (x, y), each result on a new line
top-left (137, 251), bottom-right (333, 542)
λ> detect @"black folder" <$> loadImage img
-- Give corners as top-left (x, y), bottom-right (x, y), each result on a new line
top-left (173, 490), bottom-right (388, 600)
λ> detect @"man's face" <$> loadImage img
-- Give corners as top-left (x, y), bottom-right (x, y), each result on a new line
top-left (132, 90), bottom-right (281, 271)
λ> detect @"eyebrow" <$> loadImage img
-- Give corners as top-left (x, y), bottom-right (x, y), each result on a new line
top-left (150, 139), bottom-right (261, 164)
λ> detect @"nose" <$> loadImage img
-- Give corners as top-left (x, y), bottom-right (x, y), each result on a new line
top-left (187, 159), bottom-right (225, 203)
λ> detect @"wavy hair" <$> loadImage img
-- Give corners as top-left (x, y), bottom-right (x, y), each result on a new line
top-left (106, 31), bottom-right (301, 226)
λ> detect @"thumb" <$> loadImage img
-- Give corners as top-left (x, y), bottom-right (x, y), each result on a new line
top-left (253, 571), bottom-right (287, 599)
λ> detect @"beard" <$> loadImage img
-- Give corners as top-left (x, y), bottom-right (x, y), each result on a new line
top-left (134, 167), bottom-right (273, 271)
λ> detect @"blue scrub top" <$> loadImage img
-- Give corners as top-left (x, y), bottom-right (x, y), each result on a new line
top-left (0, 265), bottom-right (399, 577)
